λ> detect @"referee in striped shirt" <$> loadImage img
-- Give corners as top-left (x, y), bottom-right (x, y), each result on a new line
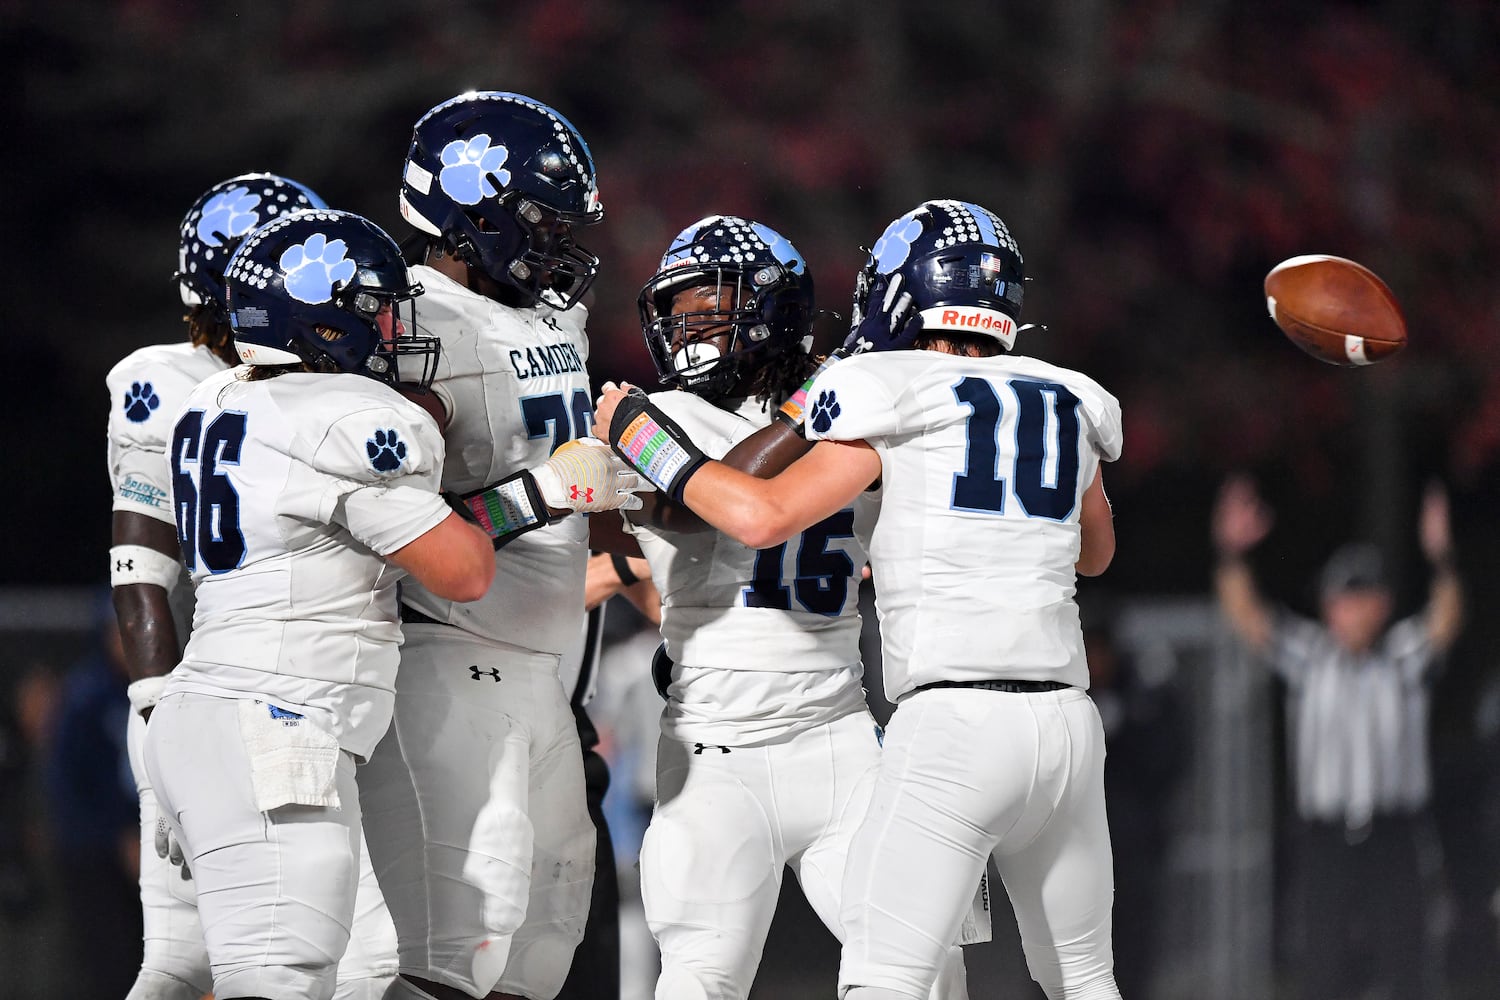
top-left (1213, 475), bottom-right (1464, 1000)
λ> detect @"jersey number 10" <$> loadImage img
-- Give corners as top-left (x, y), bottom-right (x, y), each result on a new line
top-left (953, 376), bottom-right (1082, 521)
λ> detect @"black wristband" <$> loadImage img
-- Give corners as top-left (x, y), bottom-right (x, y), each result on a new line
top-left (609, 390), bottom-right (709, 502)
top-left (458, 470), bottom-right (551, 550)
top-left (442, 490), bottom-right (480, 525)
top-left (610, 552), bottom-right (640, 587)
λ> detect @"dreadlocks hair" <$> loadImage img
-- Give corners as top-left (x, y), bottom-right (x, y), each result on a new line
top-left (745, 343), bottom-right (818, 408)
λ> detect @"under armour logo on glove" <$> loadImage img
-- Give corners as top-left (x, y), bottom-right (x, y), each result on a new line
top-left (569, 484), bottom-right (595, 503)
top-left (469, 665), bottom-right (501, 682)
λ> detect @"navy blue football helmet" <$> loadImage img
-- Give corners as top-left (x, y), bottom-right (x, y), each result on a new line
top-left (224, 210), bottom-right (438, 388)
top-left (399, 91), bottom-right (603, 309)
top-left (176, 173), bottom-right (327, 320)
top-left (859, 200), bottom-right (1025, 350)
top-left (638, 215), bottom-right (814, 399)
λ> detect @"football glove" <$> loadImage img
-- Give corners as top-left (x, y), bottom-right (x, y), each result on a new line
top-left (531, 438), bottom-right (647, 515)
top-left (842, 268), bottom-right (923, 355)
top-left (154, 815), bottom-right (192, 881)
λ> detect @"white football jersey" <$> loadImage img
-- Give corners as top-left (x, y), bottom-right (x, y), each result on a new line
top-left (164, 367), bottom-right (450, 759)
top-left (107, 342), bottom-right (228, 526)
top-left (626, 390), bottom-right (876, 745)
top-left (807, 351), bottom-right (1122, 699)
top-left (398, 265), bottom-right (591, 654)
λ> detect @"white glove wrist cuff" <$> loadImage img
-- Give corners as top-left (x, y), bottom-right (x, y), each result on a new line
top-left (127, 675), bottom-right (169, 715)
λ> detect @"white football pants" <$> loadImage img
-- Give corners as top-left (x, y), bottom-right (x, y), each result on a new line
top-left (839, 686), bottom-right (1120, 1000)
top-left (144, 692), bottom-right (381, 1000)
top-left (358, 625), bottom-right (594, 1000)
top-left (642, 709), bottom-right (968, 1000)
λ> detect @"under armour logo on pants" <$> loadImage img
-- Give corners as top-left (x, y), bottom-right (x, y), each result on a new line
top-left (469, 666), bottom-right (501, 682)
top-left (693, 743), bottom-right (730, 754)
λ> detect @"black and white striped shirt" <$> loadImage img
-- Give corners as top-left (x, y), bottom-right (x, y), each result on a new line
top-left (1270, 612), bottom-right (1438, 828)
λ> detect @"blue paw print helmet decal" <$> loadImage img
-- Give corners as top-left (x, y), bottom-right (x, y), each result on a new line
top-left (176, 173), bottom-right (326, 319)
top-left (400, 91), bottom-right (603, 309)
top-left (123, 381), bottom-right (161, 423)
top-left (366, 428), bottom-right (408, 473)
top-left (638, 215), bottom-right (816, 400)
top-left (279, 233), bottom-right (358, 305)
top-left (437, 134), bottom-right (511, 205)
top-left (224, 210), bottom-right (439, 390)
top-left (857, 199), bottom-right (1026, 352)
top-left (809, 389), bottom-right (841, 434)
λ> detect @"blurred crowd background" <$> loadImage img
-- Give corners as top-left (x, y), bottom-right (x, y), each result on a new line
top-left (5, 1), bottom-right (1498, 998)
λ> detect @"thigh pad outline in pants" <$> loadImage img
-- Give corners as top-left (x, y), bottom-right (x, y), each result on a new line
top-left (144, 693), bottom-right (361, 1000)
top-left (642, 738), bottom-right (785, 1000)
top-left (495, 716), bottom-right (595, 1000)
top-left (359, 630), bottom-right (570, 997)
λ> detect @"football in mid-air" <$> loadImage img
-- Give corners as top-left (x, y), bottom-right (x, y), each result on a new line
top-left (1263, 255), bottom-right (1407, 366)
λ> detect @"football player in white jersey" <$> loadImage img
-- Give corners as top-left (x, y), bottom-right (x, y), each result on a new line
top-left (140, 208), bottom-right (500, 1000)
top-left (108, 174), bottom-right (409, 1000)
top-left (359, 91), bottom-right (640, 1000)
top-left (590, 216), bottom-right (971, 1000)
top-left (598, 201), bottom-right (1123, 1000)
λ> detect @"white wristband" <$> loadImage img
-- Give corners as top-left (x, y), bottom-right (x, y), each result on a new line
top-left (127, 675), bottom-right (169, 715)
top-left (110, 544), bottom-right (184, 591)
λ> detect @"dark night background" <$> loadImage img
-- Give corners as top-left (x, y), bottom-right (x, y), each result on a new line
top-left (6, 2), bottom-right (1499, 997)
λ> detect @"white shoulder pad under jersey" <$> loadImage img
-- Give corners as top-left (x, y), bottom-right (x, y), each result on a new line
top-left (807, 351), bottom-right (1123, 699)
top-left (626, 391), bottom-right (876, 673)
top-left (106, 342), bottom-right (228, 524)
top-left (399, 265), bottom-right (593, 654)
top-left (166, 368), bottom-right (449, 758)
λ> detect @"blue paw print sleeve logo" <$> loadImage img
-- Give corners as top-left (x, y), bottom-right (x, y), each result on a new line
top-left (198, 186), bottom-right (262, 246)
top-left (280, 234), bottom-right (357, 304)
top-left (809, 389), bottom-right (841, 434)
top-left (870, 213), bottom-right (924, 275)
top-left (438, 134), bottom-right (511, 205)
top-left (123, 381), bottom-right (161, 423)
top-left (366, 428), bottom-right (408, 473)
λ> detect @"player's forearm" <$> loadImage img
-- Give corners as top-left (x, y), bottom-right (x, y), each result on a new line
top-left (112, 584), bottom-right (181, 682)
top-left (680, 462), bottom-right (805, 549)
top-left (722, 421), bottom-right (812, 479)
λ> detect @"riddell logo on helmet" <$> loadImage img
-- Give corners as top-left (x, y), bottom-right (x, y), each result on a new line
top-left (936, 308), bottom-right (1013, 334)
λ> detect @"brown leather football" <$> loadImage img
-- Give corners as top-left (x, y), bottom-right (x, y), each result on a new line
top-left (1264, 255), bottom-right (1407, 366)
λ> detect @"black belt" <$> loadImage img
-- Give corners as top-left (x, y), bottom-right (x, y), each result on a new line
top-left (400, 604), bottom-right (446, 627)
top-left (914, 679), bottom-right (1071, 694)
